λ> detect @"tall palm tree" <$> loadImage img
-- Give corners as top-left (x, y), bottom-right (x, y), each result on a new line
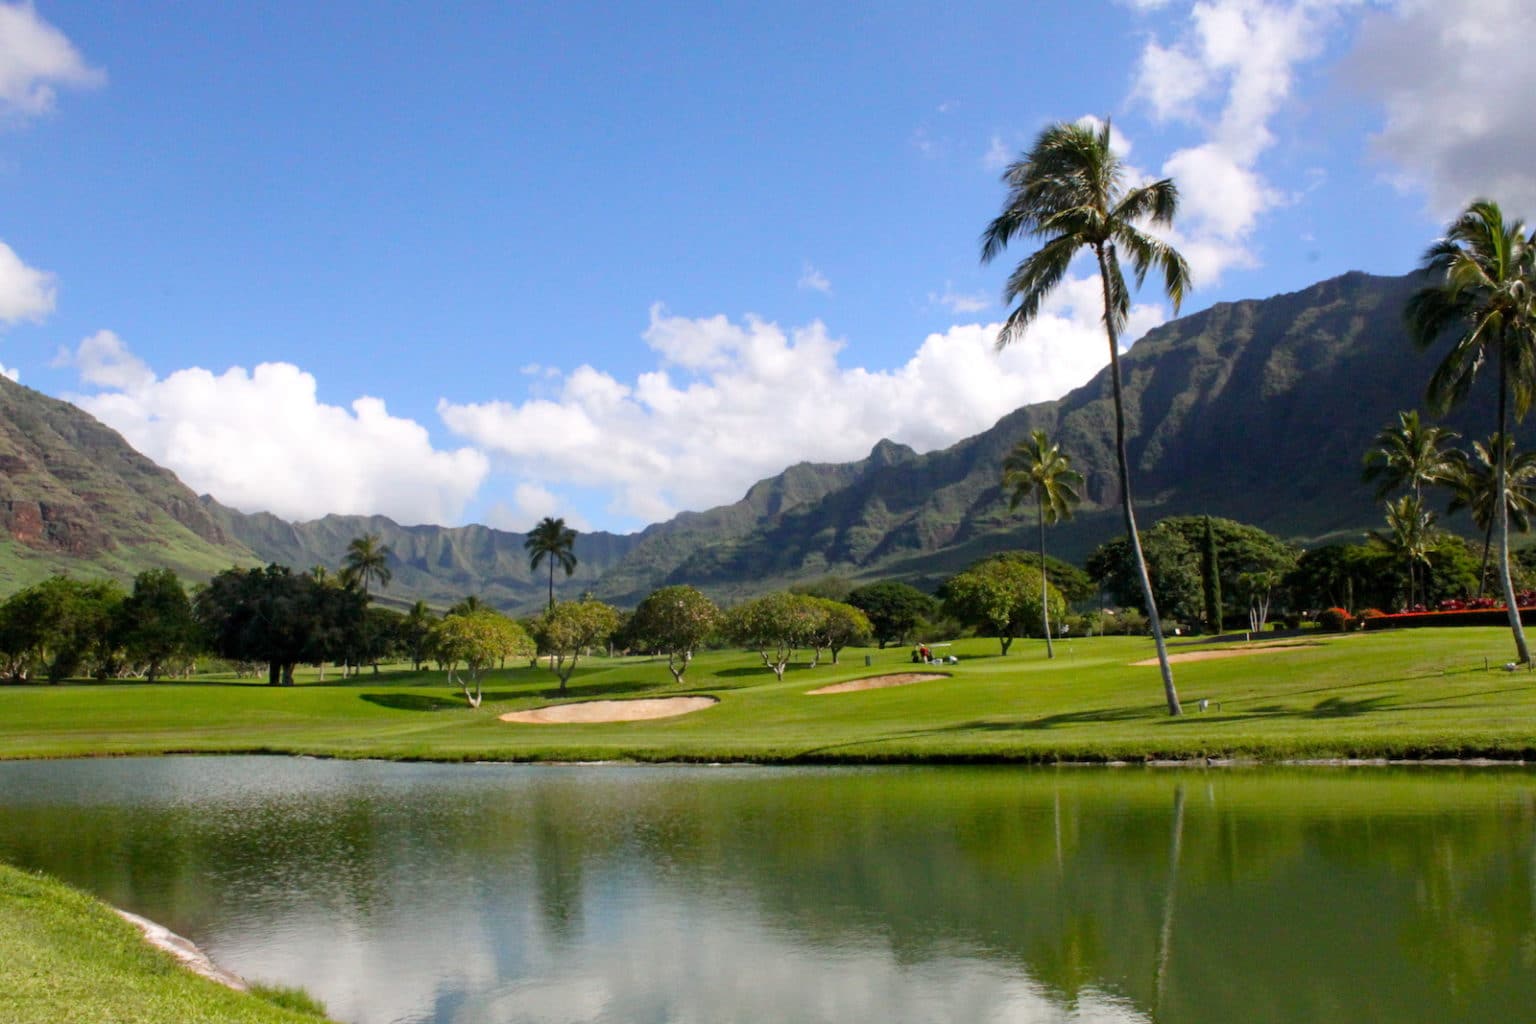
top-left (524, 516), bottom-right (578, 610)
top-left (1362, 410), bottom-right (1459, 502)
top-left (341, 533), bottom-right (393, 597)
top-left (1446, 434), bottom-right (1536, 596)
top-left (1407, 200), bottom-right (1536, 662)
top-left (981, 118), bottom-right (1191, 715)
top-left (1003, 429), bottom-right (1083, 659)
top-left (1371, 495), bottom-right (1438, 610)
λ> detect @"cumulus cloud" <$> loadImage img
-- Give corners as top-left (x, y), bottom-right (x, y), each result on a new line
top-left (438, 288), bottom-right (1165, 524)
top-left (1347, 0), bottom-right (1536, 217)
top-left (1129, 0), bottom-right (1355, 282)
top-left (62, 334), bottom-right (490, 525)
top-left (0, 361), bottom-right (16, 382)
top-left (929, 282), bottom-right (991, 315)
top-left (482, 484), bottom-right (592, 534)
top-left (797, 262), bottom-right (832, 294)
top-left (0, 238), bottom-right (55, 323)
top-left (0, 1), bottom-right (103, 120)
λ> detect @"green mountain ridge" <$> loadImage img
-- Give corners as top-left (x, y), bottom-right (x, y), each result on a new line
top-left (1, 269), bottom-right (1518, 607)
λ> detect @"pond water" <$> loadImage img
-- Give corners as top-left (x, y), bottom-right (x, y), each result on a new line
top-left (0, 757), bottom-right (1533, 1023)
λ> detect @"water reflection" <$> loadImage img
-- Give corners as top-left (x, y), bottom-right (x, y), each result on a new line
top-left (0, 759), bottom-right (1533, 1023)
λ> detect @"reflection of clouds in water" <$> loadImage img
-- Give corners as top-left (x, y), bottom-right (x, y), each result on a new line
top-left (212, 874), bottom-right (1145, 1024)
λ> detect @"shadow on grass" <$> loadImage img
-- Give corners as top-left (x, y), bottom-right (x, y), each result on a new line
top-left (360, 692), bottom-right (465, 712)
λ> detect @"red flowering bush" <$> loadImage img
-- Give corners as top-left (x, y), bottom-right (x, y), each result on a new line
top-left (1357, 608), bottom-right (1386, 619)
top-left (1317, 607), bottom-right (1353, 632)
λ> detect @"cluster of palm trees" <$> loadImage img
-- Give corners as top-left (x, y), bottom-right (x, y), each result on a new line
top-left (982, 121), bottom-right (1536, 712)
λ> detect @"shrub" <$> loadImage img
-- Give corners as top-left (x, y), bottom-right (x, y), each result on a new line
top-left (1318, 607), bottom-right (1353, 632)
top-left (1357, 608), bottom-right (1386, 620)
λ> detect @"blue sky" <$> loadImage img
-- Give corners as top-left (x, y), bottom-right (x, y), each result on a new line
top-left (2, 0), bottom-right (1533, 534)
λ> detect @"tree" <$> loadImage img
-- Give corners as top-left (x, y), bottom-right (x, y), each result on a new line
top-left (846, 582), bottom-right (935, 649)
top-left (533, 599), bottom-right (620, 692)
top-left (400, 600), bottom-right (438, 671)
top-left (195, 564), bottom-right (364, 685)
top-left (1446, 434), bottom-right (1536, 596)
top-left (432, 610), bottom-right (533, 708)
top-left (981, 117), bottom-right (1191, 714)
top-left (1003, 429), bottom-right (1082, 658)
top-left (1407, 199), bottom-right (1536, 662)
top-left (1370, 495), bottom-right (1438, 610)
top-left (628, 585), bottom-right (719, 685)
top-left (942, 556), bottom-right (1064, 656)
top-left (525, 517), bottom-right (578, 610)
top-left (722, 592), bottom-right (820, 681)
top-left (1200, 516), bottom-right (1223, 633)
top-left (1235, 570), bottom-right (1280, 634)
top-left (116, 569), bottom-right (196, 683)
top-left (341, 533), bottom-right (393, 597)
top-left (0, 576), bottom-right (123, 683)
top-left (447, 595), bottom-right (488, 617)
top-left (803, 597), bottom-right (872, 666)
top-left (1362, 410), bottom-right (1459, 503)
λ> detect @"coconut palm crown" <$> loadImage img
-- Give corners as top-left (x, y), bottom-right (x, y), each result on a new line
top-left (980, 117), bottom-right (1191, 714)
top-left (341, 533), bottom-right (393, 597)
top-left (1406, 199), bottom-right (1536, 662)
top-left (1003, 429), bottom-right (1083, 659)
top-left (1362, 410), bottom-right (1459, 502)
top-left (524, 516), bottom-right (578, 610)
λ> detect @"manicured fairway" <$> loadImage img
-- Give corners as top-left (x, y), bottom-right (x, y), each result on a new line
top-left (2, 629), bottom-right (1534, 763)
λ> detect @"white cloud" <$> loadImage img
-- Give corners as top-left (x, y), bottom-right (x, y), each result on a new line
top-left (438, 289), bottom-right (1165, 524)
top-left (982, 135), bottom-right (1012, 172)
top-left (1129, 1), bottom-right (1356, 282)
top-left (482, 484), bottom-right (591, 534)
top-left (0, 1), bottom-right (103, 120)
top-left (797, 262), bottom-right (831, 294)
top-left (0, 238), bottom-right (55, 323)
top-left (929, 282), bottom-right (991, 315)
top-left (63, 335), bottom-right (490, 525)
top-left (0, 361), bottom-right (16, 382)
top-left (1347, 0), bottom-right (1536, 217)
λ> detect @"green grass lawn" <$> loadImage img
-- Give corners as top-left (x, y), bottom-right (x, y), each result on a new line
top-left (0, 863), bottom-right (333, 1023)
top-left (3, 628), bottom-right (1534, 763)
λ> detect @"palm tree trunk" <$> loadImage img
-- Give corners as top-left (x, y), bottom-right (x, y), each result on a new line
top-left (1479, 519), bottom-right (1494, 599)
top-left (1040, 495), bottom-right (1054, 659)
top-left (1496, 352), bottom-right (1531, 662)
top-left (548, 559), bottom-right (555, 611)
top-left (1099, 245), bottom-right (1181, 715)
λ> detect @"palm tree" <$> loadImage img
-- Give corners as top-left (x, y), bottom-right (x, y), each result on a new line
top-left (1003, 429), bottom-right (1083, 658)
top-left (1407, 200), bottom-right (1536, 662)
top-left (981, 118), bottom-right (1191, 715)
top-left (524, 516), bottom-right (578, 610)
top-left (341, 534), bottom-right (393, 597)
top-left (1362, 410), bottom-right (1459, 502)
top-left (1446, 434), bottom-right (1536, 596)
top-left (1371, 495), bottom-right (1438, 610)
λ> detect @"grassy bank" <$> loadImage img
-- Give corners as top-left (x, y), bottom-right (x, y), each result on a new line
top-left (1, 629), bottom-right (1534, 764)
top-left (0, 862), bottom-right (332, 1023)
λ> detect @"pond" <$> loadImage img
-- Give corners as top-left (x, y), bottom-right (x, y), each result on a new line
top-left (0, 757), bottom-right (1532, 1023)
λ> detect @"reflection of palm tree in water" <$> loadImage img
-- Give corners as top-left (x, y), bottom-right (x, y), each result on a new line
top-left (1152, 784), bottom-right (1187, 1022)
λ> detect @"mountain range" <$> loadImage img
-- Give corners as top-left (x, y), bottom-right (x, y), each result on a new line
top-left (1, 270), bottom-right (1516, 610)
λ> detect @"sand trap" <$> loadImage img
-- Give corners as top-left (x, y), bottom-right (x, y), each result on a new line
top-left (808, 673), bottom-right (949, 695)
top-left (1130, 641), bottom-right (1321, 667)
top-left (499, 696), bottom-right (717, 724)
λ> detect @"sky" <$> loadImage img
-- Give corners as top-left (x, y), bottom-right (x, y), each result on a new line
top-left (2, 0), bottom-right (1534, 535)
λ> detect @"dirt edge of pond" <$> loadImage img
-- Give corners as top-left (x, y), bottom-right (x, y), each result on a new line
top-left (116, 909), bottom-right (247, 991)
top-left (808, 673), bottom-right (949, 695)
top-left (499, 696), bottom-right (718, 724)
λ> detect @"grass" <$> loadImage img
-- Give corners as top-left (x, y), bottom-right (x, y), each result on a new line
top-left (0, 862), bottom-right (333, 1023)
top-left (2, 627), bottom-right (1534, 763)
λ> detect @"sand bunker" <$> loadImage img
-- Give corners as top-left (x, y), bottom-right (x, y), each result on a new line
top-left (499, 696), bottom-right (717, 724)
top-left (808, 673), bottom-right (949, 695)
top-left (1130, 641), bottom-right (1321, 667)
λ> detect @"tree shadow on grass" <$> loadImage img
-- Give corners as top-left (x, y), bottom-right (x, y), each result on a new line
top-left (360, 692), bottom-right (468, 712)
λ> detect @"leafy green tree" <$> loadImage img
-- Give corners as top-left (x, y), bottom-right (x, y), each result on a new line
top-left (1446, 434), bottom-right (1536, 596)
top-left (803, 597), bottom-right (873, 666)
top-left (981, 118), bottom-right (1191, 713)
top-left (432, 610), bottom-right (533, 708)
top-left (1371, 495), bottom-right (1439, 609)
top-left (846, 581), bottom-right (936, 649)
top-left (400, 600), bottom-right (438, 671)
top-left (534, 598), bottom-right (620, 692)
top-left (942, 556), bottom-right (1064, 655)
top-left (195, 564), bottom-right (364, 685)
top-left (1003, 429), bottom-right (1082, 658)
top-left (116, 569), bottom-right (196, 683)
top-left (788, 576), bottom-right (855, 602)
top-left (1407, 199), bottom-right (1536, 662)
top-left (341, 533), bottom-right (393, 597)
top-left (1088, 528), bottom-right (1202, 629)
top-left (447, 595), bottom-right (488, 617)
top-left (628, 585), bottom-right (719, 685)
top-left (525, 517), bottom-right (578, 610)
top-left (722, 592), bottom-right (821, 680)
top-left (1362, 410), bottom-right (1460, 502)
top-left (1200, 516), bottom-right (1223, 633)
top-left (0, 576), bottom-right (123, 682)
